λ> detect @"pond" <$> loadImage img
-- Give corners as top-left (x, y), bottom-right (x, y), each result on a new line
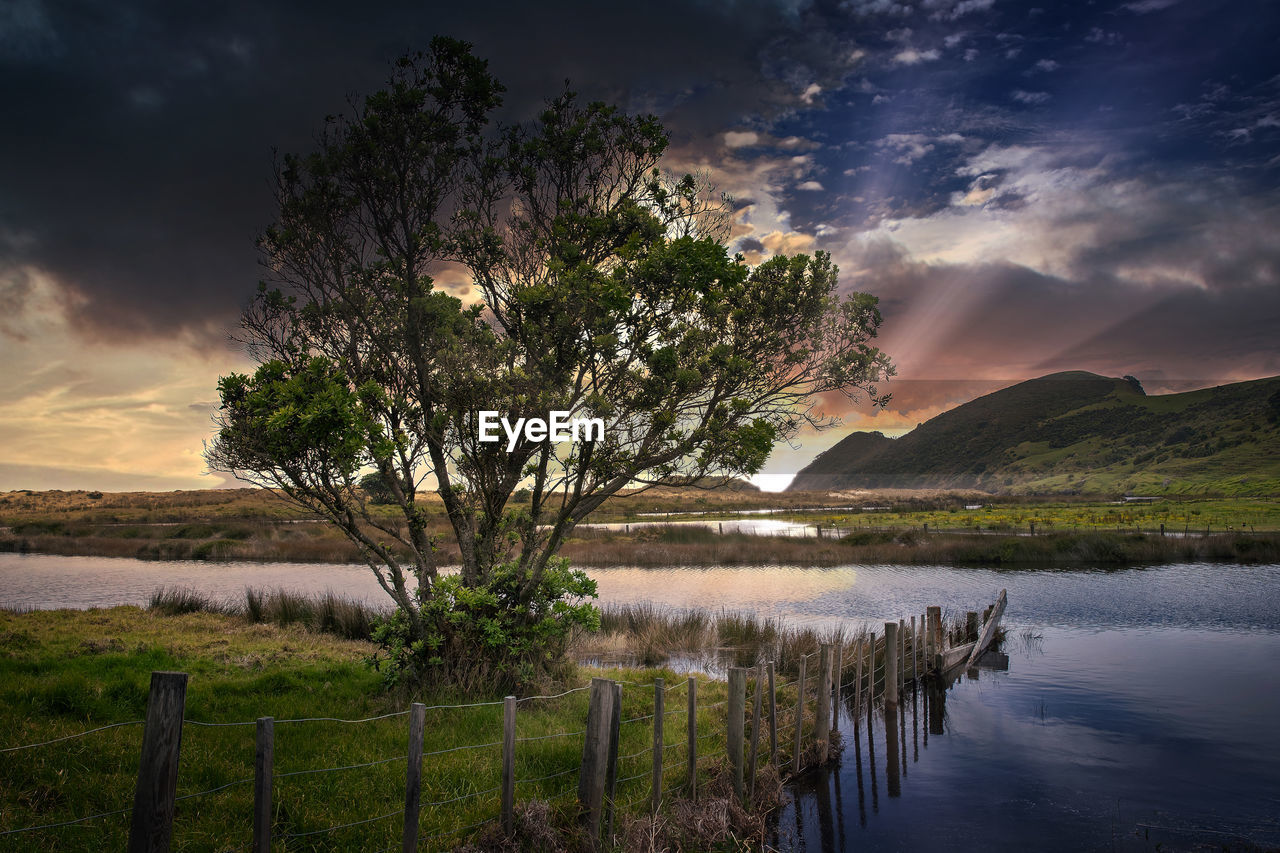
top-left (2, 554), bottom-right (1278, 850)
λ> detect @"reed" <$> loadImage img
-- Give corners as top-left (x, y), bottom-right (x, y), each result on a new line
top-left (147, 585), bottom-right (383, 640)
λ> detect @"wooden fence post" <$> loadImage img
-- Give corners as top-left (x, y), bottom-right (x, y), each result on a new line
top-left (884, 623), bottom-right (899, 707)
top-left (253, 716), bottom-right (273, 853)
top-left (792, 655), bottom-right (807, 774)
top-left (767, 661), bottom-right (778, 766)
top-left (502, 696), bottom-right (516, 833)
top-left (748, 660), bottom-right (764, 799)
top-left (402, 702), bottom-right (426, 853)
top-left (832, 642), bottom-right (843, 733)
top-left (853, 639), bottom-right (863, 719)
top-left (578, 678), bottom-right (616, 849)
top-left (910, 617), bottom-right (919, 684)
top-left (815, 644), bottom-right (832, 765)
top-left (727, 667), bottom-right (747, 801)
top-left (966, 611), bottom-right (979, 643)
top-left (651, 679), bottom-right (663, 814)
top-left (899, 619), bottom-right (906, 691)
top-left (866, 633), bottom-right (876, 704)
top-left (686, 676), bottom-right (697, 802)
top-left (927, 606), bottom-right (943, 672)
top-left (128, 671), bottom-right (187, 853)
top-left (604, 682), bottom-right (622, 842)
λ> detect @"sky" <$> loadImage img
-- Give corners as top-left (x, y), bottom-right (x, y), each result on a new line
top-left (1, 0), bottom-right (1278, 491)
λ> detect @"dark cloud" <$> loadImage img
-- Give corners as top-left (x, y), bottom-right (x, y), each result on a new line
top-left (1, 0), bottom-right (1277, 400)
top-left (0, 0), bottom-right (853, 344)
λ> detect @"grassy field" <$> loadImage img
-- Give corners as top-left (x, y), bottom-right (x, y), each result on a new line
top-left (2, 488), bottom-right (1278, 567)
top-left (0, 606), bottom-right (776, 852)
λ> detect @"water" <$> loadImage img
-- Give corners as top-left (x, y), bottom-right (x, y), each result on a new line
top-left (2, 554), bottom-right (1279, 850)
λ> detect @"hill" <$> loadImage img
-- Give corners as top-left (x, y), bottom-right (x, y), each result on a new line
top-left (789, 372), bottom-right (1280, 495)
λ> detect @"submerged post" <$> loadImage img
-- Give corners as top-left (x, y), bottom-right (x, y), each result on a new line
top-left (815, 644), bottom-right (832, 764)
top-left (910, 616), bottom-right (919, 684)
top-left (853, 639), bottom-right (864, 718)
top-left (884, 623), bottom-right (899, 707)
top-left (927, 606), bottom-right (943, 671)
top-left (793, 654), bottom-right (807, 774)
top-left (833, 642), bottom-right (844, 732)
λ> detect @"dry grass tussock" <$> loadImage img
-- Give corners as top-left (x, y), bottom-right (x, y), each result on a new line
top-left (459, 762), bottom-right (787, 853)
top-left (576, 602), bottom-right (861, 678)
top-left (148, 585), bottom-right (382, 641)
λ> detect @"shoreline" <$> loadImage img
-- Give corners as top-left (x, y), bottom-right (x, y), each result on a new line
top-left (3, 527), bottom-right (1279, 567)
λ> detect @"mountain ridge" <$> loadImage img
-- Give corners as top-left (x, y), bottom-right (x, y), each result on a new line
top-left (788, 372), bottom-right (1280, 495)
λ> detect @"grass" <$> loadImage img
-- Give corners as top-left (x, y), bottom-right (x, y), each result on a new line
top-left (0, 606), bottom-right (760, 852)
top-left (0, 590), bottom-right (960, 851)
top-left (5, 488), bottom-right (1278, 568)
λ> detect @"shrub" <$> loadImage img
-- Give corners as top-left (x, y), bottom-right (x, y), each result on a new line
top-left (367, 558), bottom-right (599, 692)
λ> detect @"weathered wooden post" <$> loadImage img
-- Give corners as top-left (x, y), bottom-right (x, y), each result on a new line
top-left (129, 671), bottom-right (187, 853)
top-left (748, 661), bottom-right (764, 798)
top-left (815, 644), bottom-right (833, 765)
top-left (502, 696), bottom-right (517, 833)
top-left (792, 654), bottom-right (807, 774)
top-left (1160, 523), bottom-right (1165, 537)
top-left (901, 617), bottom-right (911, 691)
top-left (253, 716), bottom-right (273, 853)
top-left (966, 611), bottom-right (979, 643)
top-left (402, 701), bottom-right (426, 852)
top-left (920, 614), bottom-right (927, 664)
top-left (579, 678), bottom-right (616, 849)
top-left (853, 639), bottom-right (864, 718)
top-left (927, 606), bottom-right (943, 672)
top-left (832, 642), bottom-right (843, 732)
top-left (767, 661), bottom-right (778, 766)
top-left (728, 667), bottom-right (747, 801)
top-left (651, 679), bottom-right (664, 813)
top-left (906, 614), bottom-right (916, 681)
top-left (884, 623), bottom-right (899, 707)
top-left (686, 676), bottom-right (697, 801)
top-left (1030, 521), bottom-right (1035, 536)
top-left (867, 633), bottom-right (876, 702)
top-left (604, 682), bottom-right (622, 841)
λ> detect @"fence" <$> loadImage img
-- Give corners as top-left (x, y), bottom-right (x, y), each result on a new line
top-left (0, 666), bottom-right (808, 850)
top-left (0, 593), bottom-right (1005, 851)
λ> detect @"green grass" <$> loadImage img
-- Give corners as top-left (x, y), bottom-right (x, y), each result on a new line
top-left (0, 607), bottom-right (741, 852)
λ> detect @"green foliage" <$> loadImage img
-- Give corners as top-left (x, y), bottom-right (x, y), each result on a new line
top-left (359, 471), bottom-right (399, 505)
top-left (205, 37), bottom-right (891, 689)
top-left (368, 559), bottom-right (599, 691)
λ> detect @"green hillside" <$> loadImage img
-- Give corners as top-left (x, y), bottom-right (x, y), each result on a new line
top-left (789, 372), bottom-right (1280, 495)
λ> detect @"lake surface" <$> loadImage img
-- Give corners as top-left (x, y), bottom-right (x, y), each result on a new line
top-left (2, 554), bottom-right (1278, 850)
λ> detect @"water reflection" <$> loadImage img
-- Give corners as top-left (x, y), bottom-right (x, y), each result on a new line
top-left (884, 702), bottom-right (900, 798)
top-left (777, 626), bottom-right (1280, 852)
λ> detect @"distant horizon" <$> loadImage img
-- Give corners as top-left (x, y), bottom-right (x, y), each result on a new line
top-left (3, 369), bottom-right (1271, 494)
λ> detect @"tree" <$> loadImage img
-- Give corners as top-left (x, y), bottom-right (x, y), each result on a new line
top-left (207, 38), bottom-right (893, 686)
